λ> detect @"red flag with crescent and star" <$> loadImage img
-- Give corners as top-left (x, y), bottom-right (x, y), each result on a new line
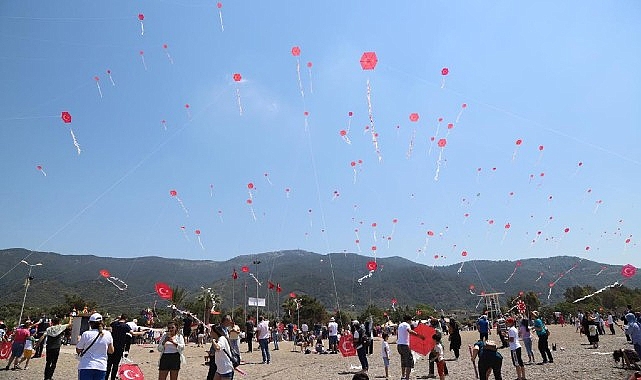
top-left (232, 268), bottom-right (238, 280)
top-left (118, 363), bottom-right (145, 380)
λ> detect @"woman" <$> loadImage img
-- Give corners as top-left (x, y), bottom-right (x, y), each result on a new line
top-left (532, 312), bottom-right (553, 364)
top-left (76, 313), bottom-right (114, 380)
top-left (158, 321), bottom-right (186, 380)
top-left (519, 318), bottom-right (535, 363)
top-left (210, 325), bottom-right (234, 379)
top-left (448, 319), bottom-right (462, 359)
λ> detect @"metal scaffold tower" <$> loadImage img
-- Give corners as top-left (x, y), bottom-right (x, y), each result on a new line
top-left (479, 292), bottom-right (504, 321)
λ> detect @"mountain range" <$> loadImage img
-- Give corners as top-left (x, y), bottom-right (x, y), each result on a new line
top-left (0, 248), bottom-right (633, 317)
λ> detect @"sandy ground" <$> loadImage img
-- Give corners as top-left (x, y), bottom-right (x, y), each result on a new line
top-left (1, 324), bottom-right (636, 380)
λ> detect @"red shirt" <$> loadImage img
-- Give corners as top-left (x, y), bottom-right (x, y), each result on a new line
top-left (13, 328), bottom-right (30, 343)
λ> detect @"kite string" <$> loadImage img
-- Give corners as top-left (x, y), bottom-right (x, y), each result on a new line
top-left (305, 123), bottom-right (340, 312)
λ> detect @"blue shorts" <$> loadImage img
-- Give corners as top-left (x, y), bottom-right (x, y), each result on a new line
top-left (11, 342), bottom-right (25, 357)
top-left (382, 357), bottom-right (390, 367)
top-left (78, 369), bottom-right (107, 380)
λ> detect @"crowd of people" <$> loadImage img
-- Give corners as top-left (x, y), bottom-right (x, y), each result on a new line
top-left (3, 306), bottom-right (641, 380)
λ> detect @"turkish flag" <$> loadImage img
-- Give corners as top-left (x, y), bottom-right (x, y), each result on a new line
top-left (268, 281), bottom-right (275, 289)
top-left (154, 282), bottom-right (173, 300)
top-left (0, 341), bottom-right (11, 360)
top-left (276, 283), bottom-right (282, 293)
top-left (338, 334), bottom-right (356, 357)
top-left (232, 269), bottom-right (238, 280)
top-left (118, 363), bottom-right (145, 380)
top-left (409, 323), bottom-right (436, 356)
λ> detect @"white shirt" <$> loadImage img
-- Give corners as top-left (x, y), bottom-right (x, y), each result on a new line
top-left (301, 323), bottom-right (309, 333)
top-left (214, 336), bottom-right (234, 375)
top-left (257, 320), bottom-right (270, 340)
top-left (77, 329), bottom-right (113, 371)
top-left (508, 326), bottom-right (521, 350)
top-left (381, 340), bottom-right (390, 358)
top-left (328, 322), bottom-right (338, 336)
top-left (397, 322), bottom-right (411, 345)
top-left (434, 343), bottom-right (444, 361)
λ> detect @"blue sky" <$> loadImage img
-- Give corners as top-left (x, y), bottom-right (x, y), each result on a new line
top-left (1, 1), bottom-right (639, 272)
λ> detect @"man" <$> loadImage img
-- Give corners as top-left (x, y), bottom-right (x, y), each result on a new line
top-left (38, 316), bottom-right (72, 380)
top-left (353, 320), bottom-right (368, 375)
top-left (397, 315), bottom-right (425, 380)
top-left (506, 317), bottom-right (525, 380)
top-left (626, 313), bottom-right (641, 358)
top-left (33, 314), bottom-right (50, 358)
top-left (471, 339), bottom-right (503, 380)
top-left (477, 315), bottom-right (490, 342)
top-left (328, 317), bottom-right (339, 354)
top-left (245, 317), bottom-right (255, 352)
top-left (256, 315), bottom-right (271, 364)
top-left (4, 323), bottom-right (30, 370)
top-left (106, 314), bottom-right (145, 380)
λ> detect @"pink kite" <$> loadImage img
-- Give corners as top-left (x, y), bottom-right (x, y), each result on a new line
top-left (137, 13), bottom-right (145, 35)
top-left (216, 2), bottom-right (224, 31)
top-left (233, 73), bottom-right (243, 115)
top-left (60, 111), bottom-right (81, 154)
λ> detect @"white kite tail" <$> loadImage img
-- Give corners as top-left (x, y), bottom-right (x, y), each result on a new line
top-left (69, 128), bottom-right (82, 155)
top-left (218, 10), bottom-right (224, 32)
top-left (434, 148), bottom-right (444, 181)
top-left (504, 267), bottom-right (518, 283)
top-left (296, 59), bottom-right (304, 100)
top-left (236, 88), bottom-right (243, 116)
top-left (573, 282), bottom-right (619, 303)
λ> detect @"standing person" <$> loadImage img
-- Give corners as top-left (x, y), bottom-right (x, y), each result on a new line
top-left (256, 315), bottom-right (271, 364)
top-left (33, 314), bottom-right (49, 358)
top-left (381, 332), bottom-right (391, 379)
top-left (158, 321), bottom-right (186, 380)
top-left (432, 332), bottom-right (447, 380)
top-left (352, 320), bottom-right (368, 375)
top-left (4, 322), bottom-right (30, 370)
top-left (627, 313), bottom-right (641, 358)
top-left (210, 325), bottom-right (235, 380)
top-left (124, 318), bottom-right (139, 354)
top-left (76, 313), bottom-right (114, 380)
top-left (38, 316), bottom-right (72, 380)
top-left (328, 317), bottom-right (339, 354)
top-left (106, 314), bottom-right (144, 380)
top-left (532, 311), bottom-right (553, 364)
top-left (228, 322), bottom-right (241, 356)
top-left (506, 318), bottom-right (525, 380)
top-left (608, 313), bottom-right (617, 335)
top-left (270, 320), bottom-right (280, 350)
top-left (397, 315), bottom-right (425, 380)
top-left (447, 319), bottom-right (462, 359)
top-left (477, 315), bottom-right (490, 342)
top-left (244, 317), bottom-right (254, 353)
top-left (519, 318), bottom-right (535, 364)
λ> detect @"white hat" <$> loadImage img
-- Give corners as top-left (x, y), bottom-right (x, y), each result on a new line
top-left (329, 317), bottom-right (335, 321)
top-left (352, 319), bottom-right (359, 325)
top-left (89, 313), bottom-right (103, 322)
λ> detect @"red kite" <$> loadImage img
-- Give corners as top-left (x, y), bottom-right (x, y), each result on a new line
top-left (360, 52), bottom-right (378, 70)
top-left (409, 324), bottom-right (435, 356)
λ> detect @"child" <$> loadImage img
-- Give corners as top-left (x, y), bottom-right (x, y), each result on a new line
top-left (17, 335), bottom-right (37, 370)
top-left (432, 332), bottom-right (447, 380)
top-left (381, 333), bottom-right (390, 379)
top-left (507, 317), bottom-right (525, 380)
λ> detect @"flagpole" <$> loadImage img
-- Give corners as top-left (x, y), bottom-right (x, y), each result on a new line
top-left (244, 280), bottom-right (247, 321)
top-left (232, 274), bottom-right (235, 320)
